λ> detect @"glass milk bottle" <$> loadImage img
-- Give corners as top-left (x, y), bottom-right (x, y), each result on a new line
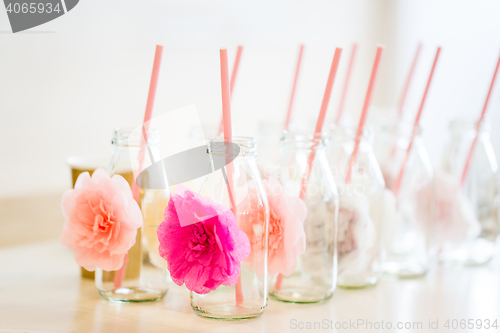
top-left (327, 125), bottom-right (385, 288)
top-left (191, 137), bottom-right (270, 320)
top-left (95, 128), bottom-right (169, 302)
top-left (375, 123), bottom-right (435, 278)
top-left (439, 119), bottom-right (499, 266)
top-left (255, 120), bottom-right (282, 179)
top-left (270, 131), bottom-right (338, 303)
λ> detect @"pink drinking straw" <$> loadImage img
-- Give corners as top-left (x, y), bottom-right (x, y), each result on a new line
top-left (388, 43), bottom-right (423, 160)
top-left (231, 46), bottom-right (244, 94)
top-left (219, 47), bottom-right (243, 306)
top-left (114, 45), bottom-right (164, 289)
top-left (299, 48), bottom-right (343, 198)
top-left (275, 48), bottom-right (343, 291)
top-left (460, 52), bottom-right (500, 187)
top-left (284, 44), bottom-right (305, 130)
top-left (392, 47), bottom-right (441, 198)
top-left (335, 43), bottom-right (357, 124)
top-left (397, 43), bottom-right (422, 119)
top-left (218, 46), bottom-right (243, 135)
top-left (219, 49), bottom-right (237, 211)
top-left (345, 46), bottom-right (385, 184)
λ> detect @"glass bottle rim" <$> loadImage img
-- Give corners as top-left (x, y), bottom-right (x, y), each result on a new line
top-left (326, 123), bottom-right (374, 144)
top-left (382, 121), bottom-right (423, 138)
top-left (111, 127), bottom-right (161, 147)
top-left (449, 118), bottom-right (490, 134)
top-left (209, 136), bottom-right (256, 156)
top-left (280, 130), bottom-right (326, 148)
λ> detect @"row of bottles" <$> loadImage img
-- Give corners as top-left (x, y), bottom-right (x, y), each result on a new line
top-left (92, 118), bottom-right (498, 319)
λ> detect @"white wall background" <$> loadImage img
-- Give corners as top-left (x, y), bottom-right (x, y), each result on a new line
top-left (0, 0), bottom-right (499, 198)
top-left (387, 1), bottom-right (500, 164)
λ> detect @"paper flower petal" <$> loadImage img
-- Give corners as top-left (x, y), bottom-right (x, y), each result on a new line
top-left (60, 168), bottom-right (143, 271)
top-left (241, 177), bottom-right (307, 278)
top-left (157, 185), bottom-right (250, 294)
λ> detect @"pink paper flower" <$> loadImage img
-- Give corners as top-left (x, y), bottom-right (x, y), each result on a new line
top-left (60, 168), bottom-right (143, 271)
top-left (337, 192), bottom-right (375, 256)
top-left (337, 206), bottom-right (357, 255)
top-left (434, 170), bottom-right (480, 246)
top-left (157, 185), bottom-right (250, 294)
top-left (240, 177), bottom-right (307, 278)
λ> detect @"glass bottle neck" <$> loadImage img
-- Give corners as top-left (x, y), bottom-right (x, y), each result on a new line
top-left (327, 124), bottom-right (374, 147)
top-left (280, 131), bottom-right (326, 152)
top-left (111, 128), bottom-right (160, 148)
top-left (209, 136), bottom-right (257, 158)
top-left (383, 122), bottom-right (422, 141)
top-left (449, 119), bottom-right (490, 138)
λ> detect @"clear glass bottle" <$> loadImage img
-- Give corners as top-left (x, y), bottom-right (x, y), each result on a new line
top-left (270, 131), bottom-right (338, 303)
top-left (326, 125), bottom-right (385, 288)
top-left (255, 120), bottom-right (282, 179)
top-left (439, 119), bottom-right (499, 266)
top-left (255, 119), bottom-right (307, 178)
top-left (375, 123), bottom-right (435, 278)
top-left (191, 137), bottom-right (270, 320)
top-left (95, 128), bottom-right (169, 302)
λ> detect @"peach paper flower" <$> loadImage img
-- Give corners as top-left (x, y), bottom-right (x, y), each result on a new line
top-left (60, 168), bottom-right (143, 271)
top-left (240, 177), bottom-right (307, 278)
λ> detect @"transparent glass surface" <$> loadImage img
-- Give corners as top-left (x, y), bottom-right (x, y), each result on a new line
top-left (95, 128), bottom-right (169, 302)
top-left (375, 123), bottom-right (435, 279)
top-left (439, 120), bottom-right (499, 266)
top-left (255, 120), bottom-right (282, 179)
top-left (326, 125), bottom-right (385, 288)
top-left (191, 137), bottom-right (270, 320)
top-left (269, 132), bottom-right (338, 303)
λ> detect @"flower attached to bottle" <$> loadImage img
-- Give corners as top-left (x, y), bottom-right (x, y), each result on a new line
top-left (434, 170), bottom-right (480, 246)
top-left (337, 190), bottom-right (375, 256)
top-left (240, 177), bottom-right (307, 278)
top-left (157, 185), bottom-right (250, 294)
top-left (60, 168), bottom-right (143, 271)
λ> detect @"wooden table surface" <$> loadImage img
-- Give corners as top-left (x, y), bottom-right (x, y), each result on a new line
top-left (0, 240), bottom-right (499, 333)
